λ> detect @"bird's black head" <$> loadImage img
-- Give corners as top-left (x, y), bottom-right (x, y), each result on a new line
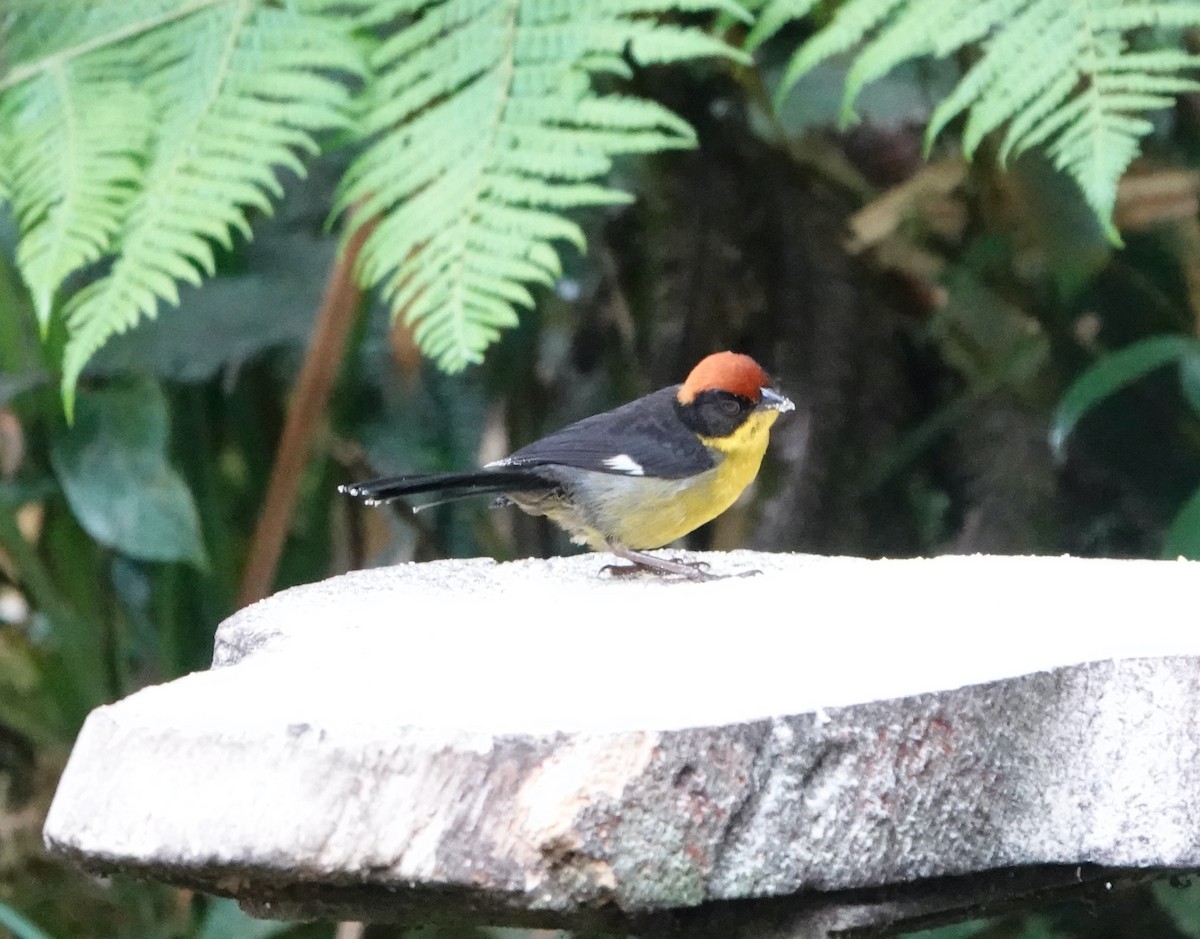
top-left (676, 388), bottom-right (758, 438)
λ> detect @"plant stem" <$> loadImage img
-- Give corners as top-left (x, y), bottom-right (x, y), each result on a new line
top-left (236, 217), bottom-right (376, 607)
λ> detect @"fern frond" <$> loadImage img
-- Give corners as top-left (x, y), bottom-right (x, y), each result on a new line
top-left (765, 0), bottom-right (1200, 241)
top-left (338, 0), bottom-right (748, 373)
top-left (746, 0), bottom-right (821, 51)
top-left (928, 0), bottom-right (1029, 55)
top-left (839, 0), bottom-right (975, 123)
top-left (2, 54), bottom-right (152, 330)
top-left (0, 1), bottom-right (225, 87)
top-left (777, 0), bottom-right (905, 98)
top-left (952, 2), bottom-right (1080, 157)
top-left (0, 0), bottom-right (363, 410)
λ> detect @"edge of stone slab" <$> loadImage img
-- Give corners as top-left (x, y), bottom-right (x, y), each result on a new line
top-left (42, 653), bottom-right (1200, 919)
top-left (41, 826), bottom-right (1174, 936)
top-left (229, 863), bottom-right (1157, 936)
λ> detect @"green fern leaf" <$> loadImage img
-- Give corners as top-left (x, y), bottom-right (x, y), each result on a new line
top-left (777, 0), bottom-right (906, 102)
top-left (1, 0), bottom-right (188, 68)
top-left (765, 0), bottom-right (1200, 241)
top-left (956, 4), bottom-right (1080, 157)
top-left (1097, 3), bottom-right (1200, 29)
top-left (997, 70), bottom-right (1079, 163)
top-left (0, 1), bottom-right (363, 412)
top-left (928, 0), bottom-right (1029, 56)
top-left (338, 0), bottom-right (747, 373)
top-left (839, 0), bottom-right (973, 122)
top-left (1048, 91), bottom-right (1149, 232)
top-left (924, 0), bottom-right (1062, 148)
top-left (2, 55), bottom-right (152, 330)
top-left (746, 0), bottom-right (821, 51)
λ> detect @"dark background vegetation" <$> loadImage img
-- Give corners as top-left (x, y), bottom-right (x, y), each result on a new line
top-left (3, 28), bottom-right (1200, 939)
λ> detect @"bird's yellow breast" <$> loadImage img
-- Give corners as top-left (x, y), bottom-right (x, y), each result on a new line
top-left (692, 406), bottom-right (781, 511)
top-left (523, 408), bottom-right (782, 551)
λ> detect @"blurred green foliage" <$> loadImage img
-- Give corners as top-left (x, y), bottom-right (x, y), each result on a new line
top-left (1052, 334), bottom-right (1200, 557)
top-left (2, 5), bottom-right (1200, 939)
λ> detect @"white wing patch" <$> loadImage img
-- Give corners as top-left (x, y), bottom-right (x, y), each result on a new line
top-left (603, 454), bottom-right (645, 476)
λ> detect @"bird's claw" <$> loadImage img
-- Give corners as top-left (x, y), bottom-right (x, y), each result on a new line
top-left (600, 562), bottom-right (644, 578)
top-left (672, 558), bottom-right (716, 581)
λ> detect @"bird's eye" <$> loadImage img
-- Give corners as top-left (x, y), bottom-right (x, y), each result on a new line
top-left (719, 397), bottom-right (741, 416)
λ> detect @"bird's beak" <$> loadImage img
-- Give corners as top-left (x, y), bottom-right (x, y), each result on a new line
top-left (759, 386), bottom-right (794, 413)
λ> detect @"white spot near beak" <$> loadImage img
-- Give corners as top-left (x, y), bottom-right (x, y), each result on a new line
top-left (760, 387), bottom-right (795, 413)
top-left (603, 454), bottom-right (645, 475)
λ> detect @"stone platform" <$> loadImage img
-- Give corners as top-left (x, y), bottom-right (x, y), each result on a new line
top-left (42, 553), bottom-right (1200, 936)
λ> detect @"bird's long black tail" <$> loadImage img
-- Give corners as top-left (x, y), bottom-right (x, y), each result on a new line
top-left (339, 469), bottom-right (552, 508)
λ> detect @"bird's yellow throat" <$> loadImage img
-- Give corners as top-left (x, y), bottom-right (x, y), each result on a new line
top-left (695, 408), bottom-right (781, 506)
top-left (699, 407), bottom-right (781, 456)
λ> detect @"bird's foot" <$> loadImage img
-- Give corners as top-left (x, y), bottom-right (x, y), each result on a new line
top-left (601, 545), bottom-right (719, 581)
top-left (600, 559), bottom-right (717, 581)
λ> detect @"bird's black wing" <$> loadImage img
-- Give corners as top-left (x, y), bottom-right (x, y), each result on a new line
top-left (493, 386), bottom-right (715, 480)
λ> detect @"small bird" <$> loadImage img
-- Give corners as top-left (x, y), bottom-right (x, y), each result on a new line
top-left (340, 351), bottom-right (794, 579)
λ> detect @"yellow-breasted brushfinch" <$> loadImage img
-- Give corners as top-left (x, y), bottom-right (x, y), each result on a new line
top-left (341, 351), bottom-right (793, 579)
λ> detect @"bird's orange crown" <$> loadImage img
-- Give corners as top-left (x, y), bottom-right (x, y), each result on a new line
top-left (677, 352), bottom-right (768, 404)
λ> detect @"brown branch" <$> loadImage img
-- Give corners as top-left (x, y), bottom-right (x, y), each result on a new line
top-left (236, 218), bottom-right (376, 608)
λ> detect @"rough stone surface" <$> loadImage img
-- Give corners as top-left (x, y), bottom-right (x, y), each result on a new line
top-left (42, 553), bottom-right (1200, 934)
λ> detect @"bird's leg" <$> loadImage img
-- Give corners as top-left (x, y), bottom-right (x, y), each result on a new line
top-left (601, 541), bottom-right (717, 581)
